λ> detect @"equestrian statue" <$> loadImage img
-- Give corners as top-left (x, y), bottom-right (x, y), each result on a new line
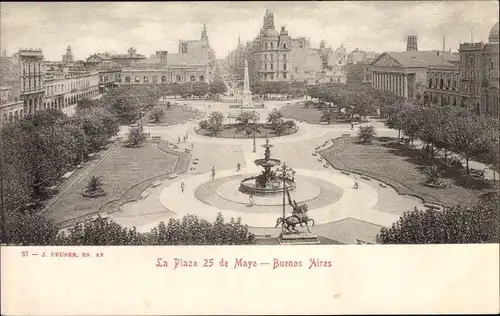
top-left (275, 189), bottom-right (315, 233)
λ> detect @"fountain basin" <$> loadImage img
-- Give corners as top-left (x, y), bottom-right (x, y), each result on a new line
top-left (254, 158), bottom-right (281, 168)
top-left (239, 176), bottom-right (296, 196)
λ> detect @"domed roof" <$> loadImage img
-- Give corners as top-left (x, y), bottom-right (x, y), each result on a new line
top-left (489, 22), bottom-right (499, 43)
top-left (262, 28), bottom-right (279, 38)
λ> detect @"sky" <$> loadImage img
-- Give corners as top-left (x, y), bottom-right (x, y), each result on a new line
top-left (1, 1), bottom-right (498, 61)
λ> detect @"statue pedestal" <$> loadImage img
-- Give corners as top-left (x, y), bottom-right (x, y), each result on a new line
top-left (278, 232), bottom-right (320, 245)
top-left (241, 91), bottom-right (253, 108)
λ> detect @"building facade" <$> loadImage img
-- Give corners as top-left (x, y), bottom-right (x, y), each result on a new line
top-left (371, 35), bottom-right (459, 101)
top-left (227, 9), bottom-right (347, 85)
top-left (18, 49), bottom-right (45, 115)
top-left (0, 86), bottom-right (24, 128)
top-left (458, 22), bottom-right (499, 118)
top-left (98, 68), bottom-right (121, 93)
top-left (43, 70), bottom-right (99, 110)
top-left (426, 64), bottom-right (460, 106)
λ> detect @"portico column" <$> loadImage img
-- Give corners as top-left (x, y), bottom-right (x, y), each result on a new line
top-left (403, 74), bottom-right (408, 98)
top-left (397, 74), bottom-right (401, 97)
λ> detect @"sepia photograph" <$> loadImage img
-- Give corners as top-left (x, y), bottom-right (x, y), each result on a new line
top-left (0, 1), bottom-right (499, 314)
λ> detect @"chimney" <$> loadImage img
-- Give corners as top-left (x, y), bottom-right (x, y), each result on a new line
top-left (407, 35), bottom-right (418, 51)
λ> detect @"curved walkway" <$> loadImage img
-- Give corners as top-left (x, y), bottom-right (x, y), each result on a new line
top-left (133, 168), bottom-right (402, 232)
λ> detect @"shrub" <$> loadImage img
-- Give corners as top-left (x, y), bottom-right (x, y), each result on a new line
top-left (357, 125), bottom-right (376, 144)
top-left (199, 120), bottom-right (209, 129)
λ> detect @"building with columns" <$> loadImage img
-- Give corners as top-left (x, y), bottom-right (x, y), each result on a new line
top-left (43, 70), bottom-right (99, 110)
top-left (371, 50), bottom-right (458, 100)
top-left (458, 22), bottom-right (499, 118)
top-left (0, 86), bottom-right (24, 128)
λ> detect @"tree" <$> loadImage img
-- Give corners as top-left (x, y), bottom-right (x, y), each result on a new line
top-left (236, 111), bottom-right (259, 126)
top-left (198, 120), bottom-right (209, 129)
top-left (357, 125), bottom-right (376, 144)
top-left (150, 106), bottom-right (166, 123)
top-left (273, 118), bottom-right (287, 136)
top-left (126, 126), bottom-right (147, 147)
top-left (76, 98), bottom-right (96, 113)
top-left (209, 80), bottom-right (228, 97)
top-left (86, 176), bottom-right (103, 193)
top-left (0, 211), bottom-right (60, 245)
top-left (377, 193), bottom-right (499, 244)
top-left (207, 111), bottom-right (225, 135)
top-left (267, 109), bottom-right (283, 126)
top-left (111, 95), bottom-right (140, 123)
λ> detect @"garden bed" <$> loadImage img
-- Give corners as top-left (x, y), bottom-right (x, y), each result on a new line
top-left (196, 123), bottom-right (297, 139)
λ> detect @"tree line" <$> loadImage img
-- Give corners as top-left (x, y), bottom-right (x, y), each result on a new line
top-left (385, 102), bottom-right (499, 174)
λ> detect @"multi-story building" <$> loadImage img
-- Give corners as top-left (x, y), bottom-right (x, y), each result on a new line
top-left (425, 62), bottom-right (460, 106)
top-left (98, 68), bottom-right (121, 93)
top-left (0, 86), bottom-right (24, 128)
top-left (371, 36), bottom-right (458, 100)
top-left (228, 9), bottom-right (347, 85)
top-left (17, 49), bottom-right (45, 115)
top-left (458, 22), bottom-right (499, 118)
top-left (346, 57), bottom-right (377, 86)
top-left (43, 70), bottom-right (99, 110)
top-left (119, 25), bottom-right (216, 85)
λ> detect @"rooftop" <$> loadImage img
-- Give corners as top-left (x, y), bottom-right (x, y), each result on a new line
top-left (376, 50), bottom-right (459, 67)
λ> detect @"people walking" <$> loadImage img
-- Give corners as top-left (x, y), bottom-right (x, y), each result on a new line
top-left (183, 135), bottom-right (186, 143)
top-left (350, 121), bottom-right (354, 130)
top-left (211, 166), bottom-right (216, 180)
top-left (353, 180), bottom-right (359, 190)
top-left (248, 194), bottom-right (254, 207)
top-left (237, 162), bottom-right (241, 171)
top-left (180, 181), bottom-right (185, 193)
top-left (178, 136), bottom-right (181, 144)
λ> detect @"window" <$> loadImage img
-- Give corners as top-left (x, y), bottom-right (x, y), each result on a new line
top-left (176, 75), bottom-right (181, 82)
top-left (161, 76), bottom-right (167, 83)
top-left (265, 43), bottom-right (268, 49)
top-left (330, 78), bottom-right (334, 83)
top-left (135, 76), bottom-right (140, 83)
top-left (144, 76), bottom-right (148, 83)
top-left (295, 68), bottom-right (298, 74)
top-left (270, 54), bottom-right (273, 60)
top-left (338, 78), bottom-right (341, 83)
top-left (270, 74), bottom-right (274, 80)
top-left (447, 79), bottom-right (450, 89)
top-left (283, 44), bottom-right (287, 49)
top-left (429, 79), bottom-right (432, 88)
top-left (191, 75), bottom-right (196, 82)
top-left (199, 75), bottom-right (204, 82)
top-left (283, 72), bottom-right (287, 79)
top-left (283, 54), bottom-right (286, 60)
top-left (264, 63), bottom-right (267, 70)
top-left (152, 76), bottom-right (157, 83)
top-left (469, 56), bottom-right (474, 65)
top-left (270, 42), bottom-right (274, 49)
top-left (440, 79), bottom-right (443, 89)
top-left (283, 63), bottom-right (287, 71)
top-left (270, 63), bottom-right (273, 70)
top-left (264, 54), bottom-right (267, 60)
top-left (125, 76), bottom-right (131, 83)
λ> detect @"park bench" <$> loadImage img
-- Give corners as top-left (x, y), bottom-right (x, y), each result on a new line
top-left (361, 176), bottom-right (371, 181)
top-left (341, 171), bottom-right (350, 176)
top-left (168, 173), bottom-right (178, 179)
top-left (140, 191), bottom-right (150, 199)
top-left (379, 183), bottom-right (387, 188)
top-left (341, 133), bottom-right (351, 137)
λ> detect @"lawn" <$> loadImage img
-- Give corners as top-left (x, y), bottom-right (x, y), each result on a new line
top-left (320, 137), bottom-right (493, 207)
top-left (282, 101), bottom-right (352, 124)
top-left (46, 141), bottom-right (181, 225)
top-left (146, 103), bottom-right (202, 125)
top-left (196, 123), bottom-right (297, 139)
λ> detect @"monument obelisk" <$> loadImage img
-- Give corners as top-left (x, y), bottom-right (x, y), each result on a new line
top-left (241, 59), bottom-right (253, 108)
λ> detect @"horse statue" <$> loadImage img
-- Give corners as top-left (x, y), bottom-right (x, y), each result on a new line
top-left (275, 215), bottom-right (315, 233)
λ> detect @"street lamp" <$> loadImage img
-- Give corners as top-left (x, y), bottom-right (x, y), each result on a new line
top-left (277, 162), bottom-right (295, 231)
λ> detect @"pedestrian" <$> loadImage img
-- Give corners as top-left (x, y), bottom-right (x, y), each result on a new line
top-left (185, 131), bottom-right (188, 140)
top-left (350, 121), bottom-right (354, 130)
top-left (237, 162), bottom-right (241, 171)
top-left (180, 181), bottom-right (185, 193)
top-left (211, 166), bottom-right (216, 180)
top-left (178, 136), bottom-right (181, 144)
top-left (183, 135), bottom-right (186, 143)
top-left (191, 143), bottom-right (194, 149)
top-left (353, 180), bottom-right (359, 190)
top-left (248, 194), bottom-right (254, 207)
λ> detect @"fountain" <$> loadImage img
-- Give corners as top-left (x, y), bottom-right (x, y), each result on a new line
top-left (239, 137), bottom-right (296, 196)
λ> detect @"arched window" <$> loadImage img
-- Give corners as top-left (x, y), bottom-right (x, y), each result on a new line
top-left (270, 42), bottom-right (274, 49)
top-left (429, 79), bottom-right (432, 88)
top-left (20, 109), bottom-right (23, 118)
top-left (143, 76), bottom-right (148, 83)
top-left (265, 43), bottom-right (268, 49)
top-left (161, 76), bottom-right (167, 83)
top-left (2, 114), bottom-right (7, 124)
top-left (337, 78), bottom-right (341, 83)
top-left (447, 79), bottom-right (450, 89)
top-left (283, 54), bottom-right (286, 60)
top-left (152, 76), bottom-right (157, 83)
top-left (125, 76), bottom-right (131, 83)
top-left (199, 75), bottom-right (204, 82)
top-left (440, 79), bottom-right (444, 89)
top-left (283, 44), bottom-right (287, 49)
top-left (176, 75), bottom-right (181, 82)
top-left (330, 78), bottom-right (334, 83)
top-left (14, 111), bottom-right (19, 120)
top-left (8, 112), bottom-right (13, 123)
top-left (190, 75), bottom-right (196, 82)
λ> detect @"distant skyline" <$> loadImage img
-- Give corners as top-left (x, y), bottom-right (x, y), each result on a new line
top-left (1, 1), bottom-right (498, 61)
